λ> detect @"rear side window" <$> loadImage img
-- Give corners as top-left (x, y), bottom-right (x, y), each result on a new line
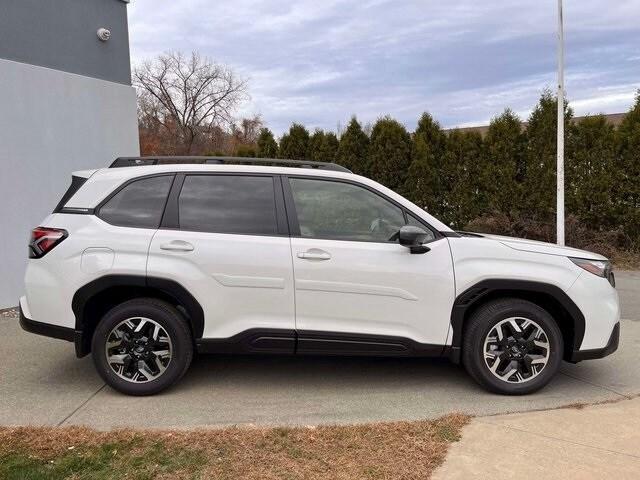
top-left (178, 175), bottom-right (278, 235)
top-left (99, 175), bottom-right (173, 228)
top-left (53, 175), bottom-right (88, 213)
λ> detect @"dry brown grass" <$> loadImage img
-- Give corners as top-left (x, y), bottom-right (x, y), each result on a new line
top-left (0, 413), bottom-right (469, 480)
top-left (0, 306), bottom-right (19, 318)
top-left (611, 250), bottom-right (640, 270)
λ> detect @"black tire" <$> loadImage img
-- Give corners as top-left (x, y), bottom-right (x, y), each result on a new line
top-left (92, 298), bottom-right (193, 396)
top-left (462, 298), bottom-right (563, 395)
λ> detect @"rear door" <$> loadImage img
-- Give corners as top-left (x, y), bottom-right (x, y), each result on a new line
top-left (147, 173), bottom-right (296, 351)
top-left (284, 175), bottom-right (455, 354)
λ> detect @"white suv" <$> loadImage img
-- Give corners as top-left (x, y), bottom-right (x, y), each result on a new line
top-left (20, 157), bottom-right (620, 396)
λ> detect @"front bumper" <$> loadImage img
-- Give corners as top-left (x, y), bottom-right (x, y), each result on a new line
top-left (569, 322), bottom-right (620, 362)
top-left (19, 301), bottom-right (84, 356)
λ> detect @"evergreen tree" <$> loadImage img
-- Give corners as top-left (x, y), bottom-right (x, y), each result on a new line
top-left (309, 129), bottom-right (326, 162)
top-left (616, 92), bottom-right (640, 240)
top-left (567, 115), bottom-right (617, 229)
top-left (337, 116), bottom-right (370, 174)
top-left (522, 90), bottom-right (573, 220)
top-left (278, 123), bottom-right (310, 159)
top-left (441, 130), bottom-right (486, 228)
top-left (256, 127), bottom-right (278, 158)
top-left (368, 116), bottom-right (412, 192)
top-left (316, 132), bottom-right (339, 163)
top-left (484, 109), bottom-right (526, 215)
top-left (405, 113), bottom-right (446, 215)
top-left (405, 135), bottom-right (436, 212)
top-left (414, 112), bottom-right (447, 158)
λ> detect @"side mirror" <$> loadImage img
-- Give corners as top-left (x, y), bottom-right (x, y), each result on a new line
top-left (399, 225), bottom-right (431, 254)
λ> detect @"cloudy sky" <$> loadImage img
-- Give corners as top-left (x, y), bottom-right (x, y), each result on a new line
top-left (128, 0), bottom-right (640, 135)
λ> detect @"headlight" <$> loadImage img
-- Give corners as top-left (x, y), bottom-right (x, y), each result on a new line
top-left (570, 257), bottom-right (615, 286)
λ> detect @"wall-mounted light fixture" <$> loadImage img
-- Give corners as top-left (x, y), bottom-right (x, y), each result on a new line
top-left (97, 28), bottom-right (111, 42)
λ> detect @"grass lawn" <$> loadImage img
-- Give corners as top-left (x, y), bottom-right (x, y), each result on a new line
top-left (0, 413), bottom-right (468, 480)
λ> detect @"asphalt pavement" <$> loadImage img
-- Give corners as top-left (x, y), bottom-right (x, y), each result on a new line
top-left (1, 271), bottom-right (638, 429)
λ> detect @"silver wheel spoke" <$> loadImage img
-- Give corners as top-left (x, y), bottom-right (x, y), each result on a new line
top-left (500, 367), bottom-right (517, 381)
top-left (134, 319), bottom-right (147, 332)
top-left (152, 324), bottom-right (161, 341)
top-left (529, 355), bottom-right (547, 365)
top-left (106, 339), bottom-right (123, 349)
top-left (489, 357), bottom-right (501, 374)
top-left (509, 319), bottom-right (522, 333)
top-left (108, 353), bottom-right (128, 365)
top-left (139, 360), bottom-right (160, 380)
top-left (534, 339), bottom-right (549, 349)
top-left (154, 356), bottom-right (167, 374)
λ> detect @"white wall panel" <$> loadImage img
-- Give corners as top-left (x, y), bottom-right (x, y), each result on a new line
top-left (0, 58), bottom-right (139, 307)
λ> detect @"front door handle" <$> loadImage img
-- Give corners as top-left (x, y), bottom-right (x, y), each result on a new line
top-left (297, 249), bottom-right (331, 261)
top-left (160, 240), bottom-right (194, 252)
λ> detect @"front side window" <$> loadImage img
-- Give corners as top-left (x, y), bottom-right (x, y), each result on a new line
top-left (99, 175), bottom-right (173, 228)
top-left (178, 175), bottom-right (278, 235)
top-left (289, 178), bottom-right (406, 242)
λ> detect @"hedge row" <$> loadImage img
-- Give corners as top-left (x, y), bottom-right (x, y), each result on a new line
top-left (252, 90), bottom-right (640, 244)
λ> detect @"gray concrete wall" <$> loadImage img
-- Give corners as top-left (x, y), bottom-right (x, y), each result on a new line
top-left (0, 0), bottom-right (131, 85)
top-left (0, 58), bottom-right (140, 308)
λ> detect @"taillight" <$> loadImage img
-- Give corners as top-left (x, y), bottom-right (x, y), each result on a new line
top-left (29, 227), bottom-right (68, 258)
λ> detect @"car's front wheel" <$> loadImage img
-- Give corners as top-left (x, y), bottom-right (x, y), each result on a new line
top-left (91, 298), bottom-right (193, 396)
top-left (462, 298), bottom-right (563, 395)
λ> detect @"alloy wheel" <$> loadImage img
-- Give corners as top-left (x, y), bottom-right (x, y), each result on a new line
top-left (483, 317), bottom-right (550, 383)
top-left (105, 317), bottom-right (173, 383)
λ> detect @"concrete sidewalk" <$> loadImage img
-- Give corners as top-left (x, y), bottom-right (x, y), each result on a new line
top-left (433, 396), bottom-right (640, 479)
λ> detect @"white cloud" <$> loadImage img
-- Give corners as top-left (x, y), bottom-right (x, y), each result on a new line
top-left (127, 0), bottom-right (640, 134)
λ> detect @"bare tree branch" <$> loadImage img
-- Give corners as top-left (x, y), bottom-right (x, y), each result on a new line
top-left (133, 51), bottom-right (249, 154)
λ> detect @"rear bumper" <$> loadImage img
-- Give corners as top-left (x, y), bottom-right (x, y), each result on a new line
top-left (569, 322), bottom-right (620, 362)
top-left (19, 299), bottom-right (84, 356)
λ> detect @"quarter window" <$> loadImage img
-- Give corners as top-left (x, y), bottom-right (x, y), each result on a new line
top-left (289, 178), bottom-right (406, 242)
top-left (178, 175), bottom-right (278, 235)
top-left (407, 213), bottom-right (436, 241)
top-left (99, 175), bottom-right (173, 228)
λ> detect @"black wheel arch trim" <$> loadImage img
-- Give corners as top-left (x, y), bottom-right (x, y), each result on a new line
top-left (72, 275), bottom-right (205, 357)
top-left (448, 279), bottom-right (586, 363)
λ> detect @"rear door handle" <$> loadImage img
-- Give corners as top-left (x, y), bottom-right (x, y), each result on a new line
top-left (160, 240), bottom-right (194, 252)
top-left (297, 249), bottom-right (331, 261)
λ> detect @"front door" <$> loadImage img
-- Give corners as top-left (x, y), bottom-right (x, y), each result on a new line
top-left (285, 176), bottom-right (455, 354)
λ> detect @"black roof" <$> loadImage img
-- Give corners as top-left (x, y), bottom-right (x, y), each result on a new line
top-left (109, 156), bottom-right (351, 173)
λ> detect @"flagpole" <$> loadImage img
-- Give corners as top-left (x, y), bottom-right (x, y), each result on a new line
top-left (556, 0), bottom-right (565, 246)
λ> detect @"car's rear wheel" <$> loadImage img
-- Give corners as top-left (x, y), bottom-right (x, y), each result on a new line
top-left (92, 298), bottom-right (193, 395)
top-left (462, 298), bottom-right (563, 395)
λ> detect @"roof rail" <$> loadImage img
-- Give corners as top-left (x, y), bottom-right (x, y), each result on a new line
top-left (109, 156), bottom-right (352, 173)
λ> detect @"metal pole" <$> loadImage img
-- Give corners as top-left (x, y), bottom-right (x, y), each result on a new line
top-left (556, 0), bottom-right (565, 246)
